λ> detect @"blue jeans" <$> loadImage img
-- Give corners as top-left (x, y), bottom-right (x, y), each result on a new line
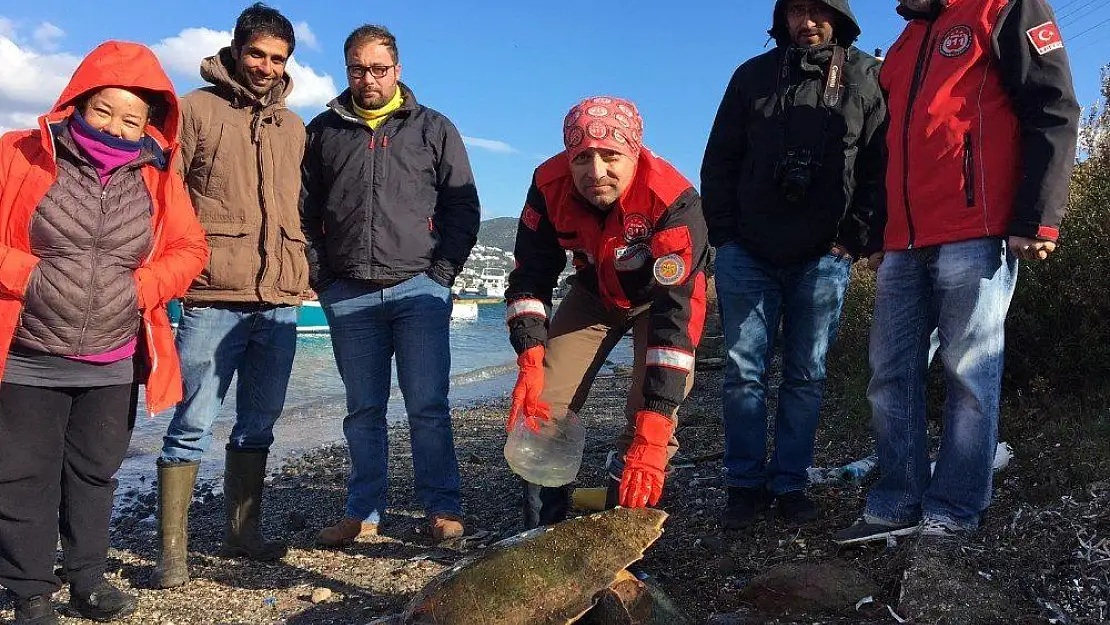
top-left (716, 243), bottom-right (851, 495)
top-left (161, 305), bottom-right (298, 463)
top-left (318, 274), bottom-right (460, 523)
top-left (865, 238), bottom-right (1018, 531)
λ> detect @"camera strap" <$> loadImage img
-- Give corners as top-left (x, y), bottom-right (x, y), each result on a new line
top-left (823, 46), bottom-right (847, 110)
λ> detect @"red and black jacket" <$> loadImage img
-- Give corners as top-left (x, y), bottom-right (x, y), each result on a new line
top-left (881, 0), bottom-right (1080, 249)
top-left (506, 150), bottom-right (709, 416)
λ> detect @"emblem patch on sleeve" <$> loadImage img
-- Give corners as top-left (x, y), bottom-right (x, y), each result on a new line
top-left (653, 254), bottom-right (687, 286)
top-left (1026, 21), bottom-right (1063, 55)
top-left (521, 204), bottom-right (541, 231)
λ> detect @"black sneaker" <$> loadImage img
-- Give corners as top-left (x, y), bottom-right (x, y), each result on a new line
top-left (721, 486), bottom-right (772, 530)
top-left (832, 515), bottom-right (919, 545)
top-left (13, 594), bottom-right (59, 625)
top-left (776, 490), bottom-right (819, 524)
top-left (915, 517), bottom-right (971, 551)
top-left (68, 581), bottom-right (137, 622)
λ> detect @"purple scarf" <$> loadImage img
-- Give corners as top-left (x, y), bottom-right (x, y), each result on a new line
top-left (68, 112), bottom-right (143, 185)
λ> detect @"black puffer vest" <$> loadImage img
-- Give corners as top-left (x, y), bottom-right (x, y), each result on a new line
top-left (14, 122), bottom-right (154, 355)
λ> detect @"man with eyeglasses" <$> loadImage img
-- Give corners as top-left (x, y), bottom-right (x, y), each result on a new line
top-left (301, 24), bottom-right (480, 546)
top-left (701, 0), bottom-right (886, 529)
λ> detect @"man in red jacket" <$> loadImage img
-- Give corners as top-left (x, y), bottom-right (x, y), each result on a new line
top-left (834, 0), bottom-right (1079, 546)
top-left (505, 96), bottom-right (708, 527)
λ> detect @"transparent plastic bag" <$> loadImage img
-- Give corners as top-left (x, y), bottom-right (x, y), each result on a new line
top-left (504, 409), bottom-right (585, 487)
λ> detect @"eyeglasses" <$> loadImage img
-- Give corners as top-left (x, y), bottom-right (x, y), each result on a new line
top-left (346, 64), bottom-right (395, 79)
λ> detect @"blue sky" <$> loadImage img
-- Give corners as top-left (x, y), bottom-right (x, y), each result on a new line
top-left (0, 0), bottom-right (1106, 219)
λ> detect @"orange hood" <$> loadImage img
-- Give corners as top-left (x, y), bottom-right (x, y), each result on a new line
top-left (48, 40), bottom-right (180, 149)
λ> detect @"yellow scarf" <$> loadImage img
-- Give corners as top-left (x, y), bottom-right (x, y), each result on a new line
top-left (351, 87), bottom-right (404, 130)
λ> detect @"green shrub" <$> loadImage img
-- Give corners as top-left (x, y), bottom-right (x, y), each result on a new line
top-left (1004, 67), bottom-right (1110, 397)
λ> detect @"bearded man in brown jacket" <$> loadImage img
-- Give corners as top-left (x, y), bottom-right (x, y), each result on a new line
top-left (151, 2), bottom-right (309, 589)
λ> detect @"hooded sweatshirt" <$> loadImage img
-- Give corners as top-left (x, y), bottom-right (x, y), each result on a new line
top-left (701, 0), bottom-right (888, 265)
top-left (0, 41), bottom-right (209, 413)
top-left (177, 47), bottom-right (308, 305)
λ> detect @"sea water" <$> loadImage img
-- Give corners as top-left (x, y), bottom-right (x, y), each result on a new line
top-left (119, 302), bottom-right (633, 488)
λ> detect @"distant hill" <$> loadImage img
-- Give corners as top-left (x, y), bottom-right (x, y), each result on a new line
top-left (477, 217), bottom-right (519, 253)
top-left (456, 216), bottom-right (571, 293)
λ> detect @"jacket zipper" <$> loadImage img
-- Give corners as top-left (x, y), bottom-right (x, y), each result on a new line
top-left (367, 124), bottom-right (382, 280)
top-left (963, 132), bottom-right (976, 207)
top-left (78, 174), bottom-right (110, 353)
top-left (900, 20), bottom-right (937, 249)
top-left (254, 108), bottom-right (269, 299)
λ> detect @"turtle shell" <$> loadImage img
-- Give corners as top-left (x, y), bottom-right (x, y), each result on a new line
top-left (404, 507), bottom-right (668, 624)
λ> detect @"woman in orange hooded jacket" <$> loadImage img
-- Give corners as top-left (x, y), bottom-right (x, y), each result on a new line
top-left (0, 41), bottom-right (208, 624)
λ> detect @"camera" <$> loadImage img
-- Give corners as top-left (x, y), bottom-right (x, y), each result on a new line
top-left (776, 148), bottom-right (816, 203)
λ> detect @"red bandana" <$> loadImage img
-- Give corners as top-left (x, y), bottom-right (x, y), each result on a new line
top-left (563, 96), bottom-right (643, 162)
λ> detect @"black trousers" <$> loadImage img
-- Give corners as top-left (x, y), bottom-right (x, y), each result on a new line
top-left (522, 476), bottom-right (621, 530)
top-left (0, 383), bottom-right (137, 598)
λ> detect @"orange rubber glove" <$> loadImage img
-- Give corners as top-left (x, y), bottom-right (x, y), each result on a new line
top-left (507, 345), bottom-right (550, 433)
top-left (619, 410), bottom-right (675, 508)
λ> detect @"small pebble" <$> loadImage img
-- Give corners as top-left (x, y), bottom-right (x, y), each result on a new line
top-left (311, 587), bottom-right (333, 604)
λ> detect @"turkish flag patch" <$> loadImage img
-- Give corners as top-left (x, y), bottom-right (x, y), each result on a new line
top-left (1026, 21), bottom-right (1063, 55)
top-left (520, 204), bottom-right (541, 231)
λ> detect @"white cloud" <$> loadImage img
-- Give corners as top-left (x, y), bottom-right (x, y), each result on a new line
top-left (293, 21), bottom-right (319, 51)
top-left (463, 136), bottom-right (518, 154)
top-left (31, 22), bottom-right (63, 51)
top-left (284, 59), bottom-right (337, 109)
top-left (151, 27), bottom-right (230, 79)
top-left (0, 111), bottom-right (39, 128)
top-left (0, 23), bottom-right (338, 132)
top-left (0, 35), bottom-right (80, 129)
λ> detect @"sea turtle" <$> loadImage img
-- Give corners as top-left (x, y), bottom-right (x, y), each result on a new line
top-left (371, 507), bottom-right (691, 624)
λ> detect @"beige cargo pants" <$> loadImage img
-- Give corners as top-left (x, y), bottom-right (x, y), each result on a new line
top-left (539, 285), bottom-right (694, 463)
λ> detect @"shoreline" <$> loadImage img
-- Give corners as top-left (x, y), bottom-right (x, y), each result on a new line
top-left (116, 361), bottom-right (525, 497)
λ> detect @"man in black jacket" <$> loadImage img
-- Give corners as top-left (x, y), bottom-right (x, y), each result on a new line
top-left (701, 0), bottom-right (886, 529)
top-left (301, 24), bottom-right (480, 545)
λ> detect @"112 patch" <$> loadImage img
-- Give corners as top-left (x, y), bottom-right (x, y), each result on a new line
top-left (1026, 21), bottom-right (1063, 55)
top-left (653, 254), bottom-right (687, 286)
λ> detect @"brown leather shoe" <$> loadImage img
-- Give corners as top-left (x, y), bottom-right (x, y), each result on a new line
top-left (316, 517), bottom-right (377, 546)
top-left (429, 514), bottom-right (465, 540)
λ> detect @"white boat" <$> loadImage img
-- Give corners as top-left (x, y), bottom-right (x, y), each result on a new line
top-left (451, 300), bottom-right (479, 321)
top-left (478, 267), bottom-right (507, 298)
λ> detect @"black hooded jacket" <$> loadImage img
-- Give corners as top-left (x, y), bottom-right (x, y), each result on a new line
top-left (701, 0), bottom-right (887, 264)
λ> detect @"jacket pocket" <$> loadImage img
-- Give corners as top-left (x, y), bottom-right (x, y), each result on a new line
top-left (963, 132), bottom-right (976, 208)
top-left (198, 221), bottom-right (255, 290)
top-left (276, 223), bottom-right (309, 294)
top-left (200, 123), bottom-right (229, 199)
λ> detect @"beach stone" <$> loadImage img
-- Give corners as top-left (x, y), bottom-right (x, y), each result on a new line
top-left (737, 561), bottom-right (876, 616)
top-left (311, 587), bottom-right (333, 604)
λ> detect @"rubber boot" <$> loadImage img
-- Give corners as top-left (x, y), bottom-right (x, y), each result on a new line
top-left (522, 480), bottom-right (571, 529)
top-left (604, 474), bottom-right (622, 510)
top-left (152, 460), bottom-right (199, 589)
top-left (220, 448), bottom-right (287, 561)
